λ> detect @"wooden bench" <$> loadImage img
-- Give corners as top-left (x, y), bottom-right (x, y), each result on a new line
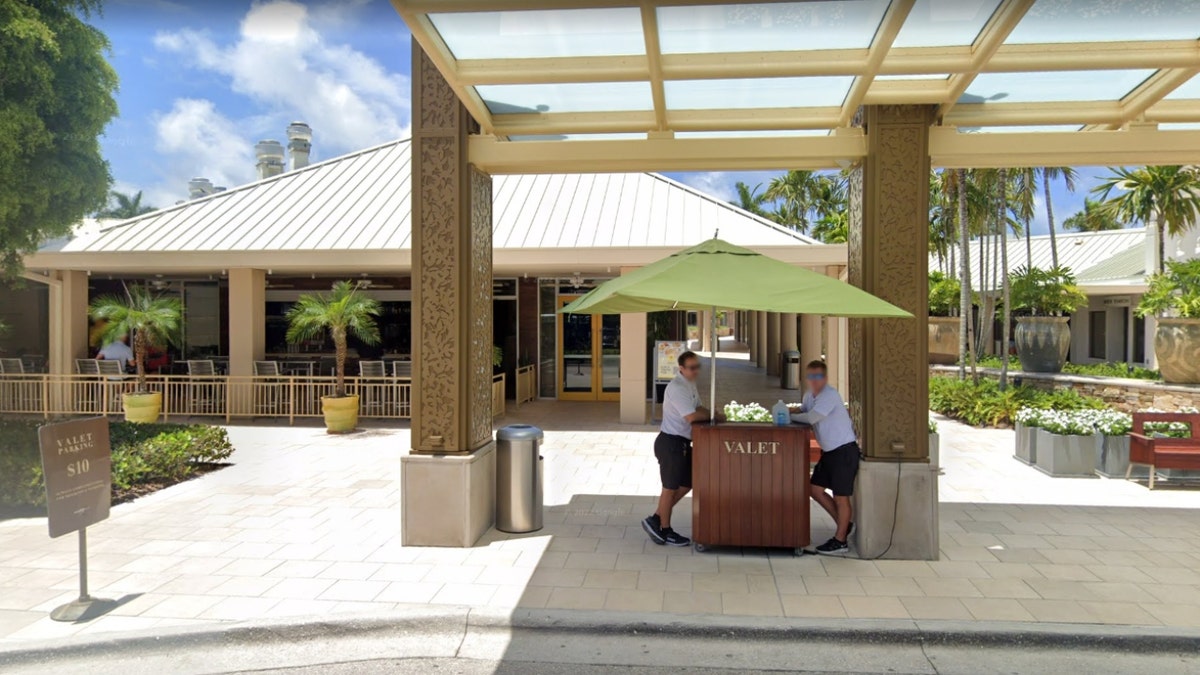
top-left (1128, 413), bottom-right (1200, 489)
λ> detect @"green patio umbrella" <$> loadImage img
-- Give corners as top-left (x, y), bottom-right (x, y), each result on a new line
top-left (559, 238), bottom-right (911, 417)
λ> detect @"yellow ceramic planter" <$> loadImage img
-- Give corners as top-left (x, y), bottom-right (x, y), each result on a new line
top-left (123, 392), bottom-right (162, 423)
top-left (322, 394), bottom-right (359, 434)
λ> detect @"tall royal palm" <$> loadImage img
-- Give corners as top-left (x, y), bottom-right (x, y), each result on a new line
top-left (1009, 168), bottom-right (1039, 267)
top-left (731, 182), bottom-right (769, 219)
top-left (1093, 166), bottom-right (1200, 273)
top-left (1040, 167), bottom-right (1077, 268)
top-left (764, 170), bottom-right (823, 233)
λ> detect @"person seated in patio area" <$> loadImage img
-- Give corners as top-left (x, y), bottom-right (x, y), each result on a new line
top-left (791, 360), bottom-right (860, 556)
top-left (97, 334), bottom-right (135, 372)
top-left (642, 350), bottom-right (709, 547)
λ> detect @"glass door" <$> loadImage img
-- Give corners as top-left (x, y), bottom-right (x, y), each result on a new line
top-left (557, 296), bottom-right (620, 401)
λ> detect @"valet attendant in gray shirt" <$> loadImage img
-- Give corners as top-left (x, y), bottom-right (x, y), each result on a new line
top-left (791, 360), bottom-right (861, 556)
top-left (642, 351), bottom-right (710, 547)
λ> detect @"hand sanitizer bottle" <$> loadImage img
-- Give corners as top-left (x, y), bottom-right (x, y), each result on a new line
top-left (772, 400), bottom-right (789, 427)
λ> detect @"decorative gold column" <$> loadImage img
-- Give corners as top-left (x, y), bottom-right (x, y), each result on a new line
top-left (800, 313), bottom-right (822, 373)
top-left (402, 44), bottom-right (495, 547)
top-left (847, 105), bottom-right (933, 462)
top-left (48, 270), bottom-right (88, 376)
top-left (847, 105), bottom-right (938, 561)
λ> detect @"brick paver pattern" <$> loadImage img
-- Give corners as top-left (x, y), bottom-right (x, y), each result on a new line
top-left (2, 348), bottom-right (1199, 644)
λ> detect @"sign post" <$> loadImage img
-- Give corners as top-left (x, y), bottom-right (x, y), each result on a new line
top-left (38, 417), bottom-right (112, 622)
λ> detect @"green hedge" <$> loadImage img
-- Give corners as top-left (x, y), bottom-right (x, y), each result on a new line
top-left (0, 420), bottom-right (234, 510)
top-left (929, 377), bottom-right (1104, 428)
top-left (971, 356), bottom-right (1161, 381)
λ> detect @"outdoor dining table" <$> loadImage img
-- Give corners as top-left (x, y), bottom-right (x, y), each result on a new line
top-left (277, 361), bottom-right (315, 377)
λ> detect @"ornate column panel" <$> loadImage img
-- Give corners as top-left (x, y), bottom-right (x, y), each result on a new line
top-left (847, 105), bottom-right (933, 462)
top-left (411, 45), bottom-right (494, 455)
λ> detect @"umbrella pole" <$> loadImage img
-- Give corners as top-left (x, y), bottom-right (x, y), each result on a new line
top-left (710, 306), bottom-right (717, 426)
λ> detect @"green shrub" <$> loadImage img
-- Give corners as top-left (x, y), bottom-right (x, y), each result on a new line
top-left (0, 420), bottom-right (234, 510)
top-left (1137, 259), bottom-right (1200, 319)
top-left (929, 377), bottom-right (1103, 428)
top-left (1010, 266), bottom-right (1088, 316)
top-left (928, 272), bottom-right (961, 317)
top-left (971, 355), bottom-right (1161, 381)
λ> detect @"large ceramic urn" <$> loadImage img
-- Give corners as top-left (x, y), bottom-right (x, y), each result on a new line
top-left (928, 317), bottom-right (960, 365)
top-left (1154, 318), bottom-right (1200, 384)
top-left (1015, 316), bottom-right (1070, 373)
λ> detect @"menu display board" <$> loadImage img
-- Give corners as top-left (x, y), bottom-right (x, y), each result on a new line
top-left (654, 341), bottom-right (690, 382)
top-left (39, 418), bottom-right (111, 538)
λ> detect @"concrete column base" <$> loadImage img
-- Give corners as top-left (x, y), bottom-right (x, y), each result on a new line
top-left (401, 443), bottom-right (496, 547)
top-left (852, 459), bottom-right (939, 561)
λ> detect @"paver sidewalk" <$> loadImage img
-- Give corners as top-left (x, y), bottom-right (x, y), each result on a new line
top-left (2, 354), bottom-right (1200, 646)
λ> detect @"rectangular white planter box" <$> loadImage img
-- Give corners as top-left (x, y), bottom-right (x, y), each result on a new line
top-left (929, 433), bottom-right (939, 470)
top-left (1034, 429), bottom-right (1097, 478)
top-left (1014, 421), bottom-right (1038, 465)
top-left (1094, 434), bottom-right (1148, 479)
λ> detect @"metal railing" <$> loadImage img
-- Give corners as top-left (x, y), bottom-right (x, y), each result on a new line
top-left (492, 373), bottom-right (506, 419)
top-left (515, 365), bottom-right (536, 407)
top-left (0, 374), bottom-right (420, 423)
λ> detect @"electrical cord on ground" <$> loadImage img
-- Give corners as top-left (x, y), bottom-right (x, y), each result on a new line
top-left (861, 454), bottom-right (903, 561)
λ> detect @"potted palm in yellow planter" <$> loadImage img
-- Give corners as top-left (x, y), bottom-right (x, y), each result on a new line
top-left (88, 286), bottom-right (183, 423)
top-left (286, 281), bottom-right (381, 433)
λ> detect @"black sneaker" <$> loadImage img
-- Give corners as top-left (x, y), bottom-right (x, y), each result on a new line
top-left (661, 528), bottom-right (691, 547)
top-left (642, 514), bottom-right (665, 545)
top-left (816, 537), bottom-right (850, 556)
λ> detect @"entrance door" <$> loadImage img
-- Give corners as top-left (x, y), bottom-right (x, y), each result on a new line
top-left (557, 296), bottom-right (620, 401)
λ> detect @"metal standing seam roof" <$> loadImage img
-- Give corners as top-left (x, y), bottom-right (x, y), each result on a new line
top-left (1076, 243), bottom-right (1146, 284)
top-left (42, 138), bottom-right (817, 257)
top-left (931, 227), bottom-right (1147, 292)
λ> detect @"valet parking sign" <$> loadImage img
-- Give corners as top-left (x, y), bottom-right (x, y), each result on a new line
top-left (39, 417), bottom-right (111, 538)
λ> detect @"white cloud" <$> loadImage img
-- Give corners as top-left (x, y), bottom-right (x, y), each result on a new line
top-left (138, 99), bottom-right (255, 207)
top-left (154, 1), bottom-right (410, 160)
top-left (676, 172), bottom-right (736, 202)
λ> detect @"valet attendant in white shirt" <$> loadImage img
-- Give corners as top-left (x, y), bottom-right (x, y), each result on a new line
top-left (641, 351), bottom-right (710, 547)
top-left (791, 360), bottom-right (861, 556)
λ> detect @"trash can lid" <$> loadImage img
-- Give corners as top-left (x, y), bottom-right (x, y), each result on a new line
top-left (784, 350), bottom-right (801, 359)
top-left (497, 424), bottom-right (544, 442)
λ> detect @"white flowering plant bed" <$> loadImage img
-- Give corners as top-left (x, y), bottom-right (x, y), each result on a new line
top-left (723, 401), bottom-right (771, 423)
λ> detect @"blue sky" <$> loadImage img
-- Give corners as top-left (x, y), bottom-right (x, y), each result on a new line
top-left (96, 0), bottom-right (1117, 234)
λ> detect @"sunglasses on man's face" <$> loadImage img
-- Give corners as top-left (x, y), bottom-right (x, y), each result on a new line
top-left (806, 373), bottom-right (826, 381)
top-left (683, 364), bottom-right (701, 372)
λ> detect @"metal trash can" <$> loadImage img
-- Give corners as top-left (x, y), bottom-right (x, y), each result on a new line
top-left (496, 424), bottom-right (544, 533)
top-left (782, 350), bottom-right (802, 390)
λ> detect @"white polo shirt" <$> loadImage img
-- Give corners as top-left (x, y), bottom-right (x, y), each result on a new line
top-left (661, 373), bottom-right (701, 440)
top-left (797, 386), bottom-right (857, 452)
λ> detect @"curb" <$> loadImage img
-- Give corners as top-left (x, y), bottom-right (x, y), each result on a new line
top-left (2, 605), bottom-right (1198, 665)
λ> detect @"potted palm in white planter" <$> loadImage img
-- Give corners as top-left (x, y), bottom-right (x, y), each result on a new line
top-left (286, 281), bottom-right (381, 434)
top-left (1010, 266), bottom-right (1088, 374)
top-left (1136, 260), bottom-right (1200, 384)
top-left (88, 286), bottom-right (182, 423)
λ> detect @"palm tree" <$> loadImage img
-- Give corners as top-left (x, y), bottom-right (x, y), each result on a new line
top-left (1040, 167), bottom-right (1078, 268)
top-left (1094, 166), bottom-right (1200, 273)
top-left (810, 211), bottom-right (848, 243)
top-left (99, 190), bottom-right (157, 219)
top-left (764, 170), bottom-right (823, 232)
top-left (88, 286), bottom-right (182, 392)
top-left (997, 167), bottom-right (1012, 391)
top-left (1009, 168), bottom-right (1039, 267)
top-left (285, 281), bottom-right (381, 397)
top-left (954, 168), bottom-right (977, 381)
top-left (731, 182), bottom-right (770, 218)
top-left (1063, 198), bottom-right (1122, 232)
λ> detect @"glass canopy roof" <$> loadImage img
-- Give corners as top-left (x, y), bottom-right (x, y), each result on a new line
top-left (396, 0), bottom-right (1200, 156)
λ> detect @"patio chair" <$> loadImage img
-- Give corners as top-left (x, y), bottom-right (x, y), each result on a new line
top-left (75, 359), bottom-right (100, 375)
top-left (187, 360), bottom-right (222, 415)
top-left (0, 358), bottom-right (35, 413)
top-left (96, 359), bottom-right (128, 413)
top-left (358, 361), bottom-right (387, 416)
top-left (253, 361), bottom-right (286, 415)
top-left (392, 360), bottom-right (413, 378)
top-left (391, 360), bottom-right (413, 416)
top-left (0, 358), bottom-right (24, 374)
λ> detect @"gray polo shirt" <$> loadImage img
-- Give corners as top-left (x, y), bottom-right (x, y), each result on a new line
top-left (796, 386), bottom-right (856, 452)
top-left (661, 373), bottom-right (701, 440)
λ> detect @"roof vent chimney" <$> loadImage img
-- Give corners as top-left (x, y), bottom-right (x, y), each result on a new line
top-left (255, 140), bottom-right (285, 180)
top-left (286, 122), bottom-right (312, 171)
top-left (188, 177), bottom-right (214, 200)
